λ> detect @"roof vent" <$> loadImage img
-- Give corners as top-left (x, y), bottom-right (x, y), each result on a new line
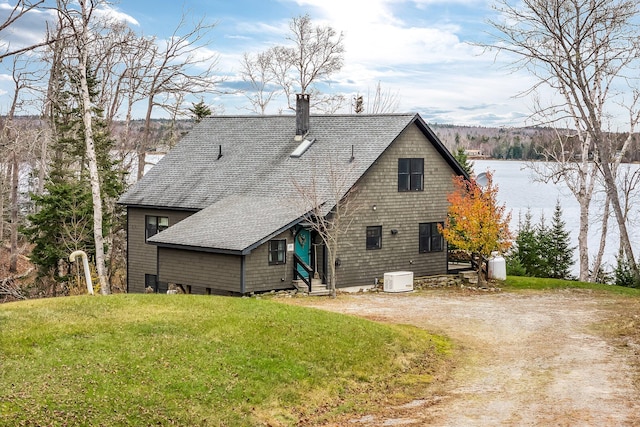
top-left (290, 138), bottom-right (315, 158)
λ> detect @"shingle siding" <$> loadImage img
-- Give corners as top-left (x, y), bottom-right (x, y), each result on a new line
top-left (122, 114), bottom-right (465, 295)
top-left (127, 207), bottom-right (194, 293)
top-left (335, 123), bottom-right (455, 287)
top-left (157, 248), bottom-right (241, 294)
top-left (244, 229), bottom-right (296, 293)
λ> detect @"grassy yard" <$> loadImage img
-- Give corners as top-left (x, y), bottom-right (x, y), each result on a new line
top-left (0, 294), bottom-right (450, 426)
top-left (505, 275), bottom-right (640, 296)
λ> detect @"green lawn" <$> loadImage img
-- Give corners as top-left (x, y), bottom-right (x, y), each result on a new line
top-left (0, 295), bottom-right (449, 426)
top-left (505, 275), bottom-right (640, 296)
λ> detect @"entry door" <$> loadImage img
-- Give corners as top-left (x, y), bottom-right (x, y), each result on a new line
top-left (295, 229), bottom-right (311, 279)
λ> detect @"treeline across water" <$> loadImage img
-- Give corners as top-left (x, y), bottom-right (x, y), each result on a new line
top-left (433, 124), bottom-right (640, 162)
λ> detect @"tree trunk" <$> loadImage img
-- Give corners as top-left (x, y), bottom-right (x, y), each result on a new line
top-left (36, 124), bottom-right (50, 197)
top-left (137, 97), bottom-right (154, 181)
top-left (78, 0), bottom-right (110, 295)
top-left (9, 151), bottom-right (19, 273)
top-left (0, 162), bottom-right (7, 245)
top-left (592, 194), bottom-right (610, 282)
top-left (577, 195), bottom-right (590, 282)
top-left (475, 253), bottom-right (487, 286)
top-left (325, 244), bottom-right (337, 298)
top-left (599, 159), bottom-right (638, 278)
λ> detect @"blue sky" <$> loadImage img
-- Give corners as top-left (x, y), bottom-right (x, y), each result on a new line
top-left (0, 0), bottom-right (542, 126)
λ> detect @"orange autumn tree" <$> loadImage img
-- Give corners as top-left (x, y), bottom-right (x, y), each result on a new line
top-left (440, 171), bottom-right (512, 284)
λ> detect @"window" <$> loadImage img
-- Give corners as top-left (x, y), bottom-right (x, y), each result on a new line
top-left (419, 222), bottom-right (444, 253)
top-left (145, 274), bottom-right (158, 292)
top-left (268, 240), bottom-right (286, 265)
top-left (366, 226), bottom-right (382, 250)
top-left (145, 216), bottom-right (169, 241)
top-left (398, 158), bottom-right (424, 191)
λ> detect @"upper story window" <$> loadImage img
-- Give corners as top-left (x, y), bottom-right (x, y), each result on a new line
top-left (145, 215), bottom-right (169, 241)
top-left (268, 239), bottom-right (286, 265)
top-left (366, 226), bottom-right (382, 250)
top-left (398, 158), bottom-right (424, 192)
top-left (419, 222), bottom-right (444, 253)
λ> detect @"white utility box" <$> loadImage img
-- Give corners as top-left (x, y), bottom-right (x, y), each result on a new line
top-left (383, 271), bottom-right (414, 293)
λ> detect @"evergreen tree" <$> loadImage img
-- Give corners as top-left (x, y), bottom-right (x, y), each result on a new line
top-left (453, 147), bottom-right (474, 176)
top-left (546, 200), bottom-right (574, 279)
top-left (534, 212), bottom-right (551, 277)
top-left (614, 254), bottom-right (640, 288)
top-left (514, 209), bottom-right (540, 276)
top-left (505, 252), bottom-right (527, 276)
top-left (23, 66), bottom-right (125, 285)
top-left (23, 181), bottom-right (94, 280)
top-left (514, 204), bottom-right (574, 279)
top-left (189, 100), bottom-right (212, 123)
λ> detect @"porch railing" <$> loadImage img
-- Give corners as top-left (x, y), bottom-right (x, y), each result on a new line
top-left (293, 254), bottom-right (313, 292)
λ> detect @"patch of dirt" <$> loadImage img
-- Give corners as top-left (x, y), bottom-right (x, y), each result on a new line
top-left (0, 245), bottom-right (35, 302)
top-left (0, 245), bottom-right (33, 278)
top-left (292, 289), bottom-right (640, 426)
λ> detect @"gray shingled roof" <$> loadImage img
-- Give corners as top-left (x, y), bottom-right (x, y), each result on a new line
top-left (119, 113), bottom-right (463, 253)
top-left (146, 195), bottom-right (305, 253)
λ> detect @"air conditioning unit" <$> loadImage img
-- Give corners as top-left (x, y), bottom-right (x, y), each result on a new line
top-left (383, 271), bottom-right (414, 293)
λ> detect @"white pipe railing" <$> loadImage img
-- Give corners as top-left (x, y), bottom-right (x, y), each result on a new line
top-left (69, 250), bottom-right (94, 295)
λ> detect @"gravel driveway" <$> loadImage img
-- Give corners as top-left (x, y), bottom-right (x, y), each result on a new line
top-left (293, 290), bottom-right (640, 426)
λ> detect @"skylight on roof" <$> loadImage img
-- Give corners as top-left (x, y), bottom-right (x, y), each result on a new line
top-left (290, 138), bottom-right (315, 158)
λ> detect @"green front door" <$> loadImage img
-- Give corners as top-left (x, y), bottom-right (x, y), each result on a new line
top-left (295, 229), bottom-right (311, 279)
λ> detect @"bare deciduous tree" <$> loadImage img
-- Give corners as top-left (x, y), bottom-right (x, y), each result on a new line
top-left (56, 0), bottom-right (111, 294)
top-left (355, 81), bottom-right (401, 114)
top-left (240, 51), bottom-right (280, 114)
top-left (0, 0), bottom-right (51, 60)
top-left (489, 0), bottom-right (640, 280)
top-left (367, 81), bottom-right (400, 114)
top-left (136, 13), bottom-right (220, 180)
top-left (293, 159), bottom-right (361, 298)
top-left (527, 128), bottom-right (598, 281)
top-left (241, 14), bottom-right (345, 114)
top-left (0, 57), bottom-right (44, 273)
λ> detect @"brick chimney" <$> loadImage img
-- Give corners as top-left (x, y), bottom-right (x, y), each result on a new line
top-left (295, 93), bottom-right (310, 140)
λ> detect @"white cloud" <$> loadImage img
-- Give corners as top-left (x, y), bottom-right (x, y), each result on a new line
top-left (274, 0), bottom-right (531, 125)
top-left (96, 5), bottom-right (140, 27)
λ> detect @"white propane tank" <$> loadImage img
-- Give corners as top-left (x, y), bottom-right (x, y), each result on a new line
top-left (488, 252), bottom-right (507, 281)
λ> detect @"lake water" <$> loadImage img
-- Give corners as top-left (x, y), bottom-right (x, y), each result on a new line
top-left (475, 159), bottom-right (640, 277)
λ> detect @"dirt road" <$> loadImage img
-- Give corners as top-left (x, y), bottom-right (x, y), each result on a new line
top-left (295, 290), bottom-right (640, 426)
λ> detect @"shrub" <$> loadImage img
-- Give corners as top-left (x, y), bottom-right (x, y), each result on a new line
top-left (614, 256), bottom-right (640, 288)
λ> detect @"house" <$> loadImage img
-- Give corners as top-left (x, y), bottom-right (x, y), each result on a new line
top-left (118, 95), bottom-right (468, 295)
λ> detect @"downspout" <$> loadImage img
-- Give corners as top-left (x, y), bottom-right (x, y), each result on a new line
top-left (240, 256), bottom-right (246, 295)
top-left (446, 241), bottom-right (450, 274)
top-left (126, 206), bottom-right (130, 293)
top-left (156, 245), bottom-right (160, 292)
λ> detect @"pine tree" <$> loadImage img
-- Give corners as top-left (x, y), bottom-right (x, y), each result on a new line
top-left (23, 66), bottom-right (125, 286)
top-left (453, 147), bottom-right (474, 175)
top-left (514, 209), bottom-right (540, 276)
top-left (189, 100), bottom-right (212, 123)
top-left (514, 203), bottom-right (574, 279)
top-left (534, 212), bottom-right (551, 277)
top-left (546, 200), bottom-right (574, 279)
